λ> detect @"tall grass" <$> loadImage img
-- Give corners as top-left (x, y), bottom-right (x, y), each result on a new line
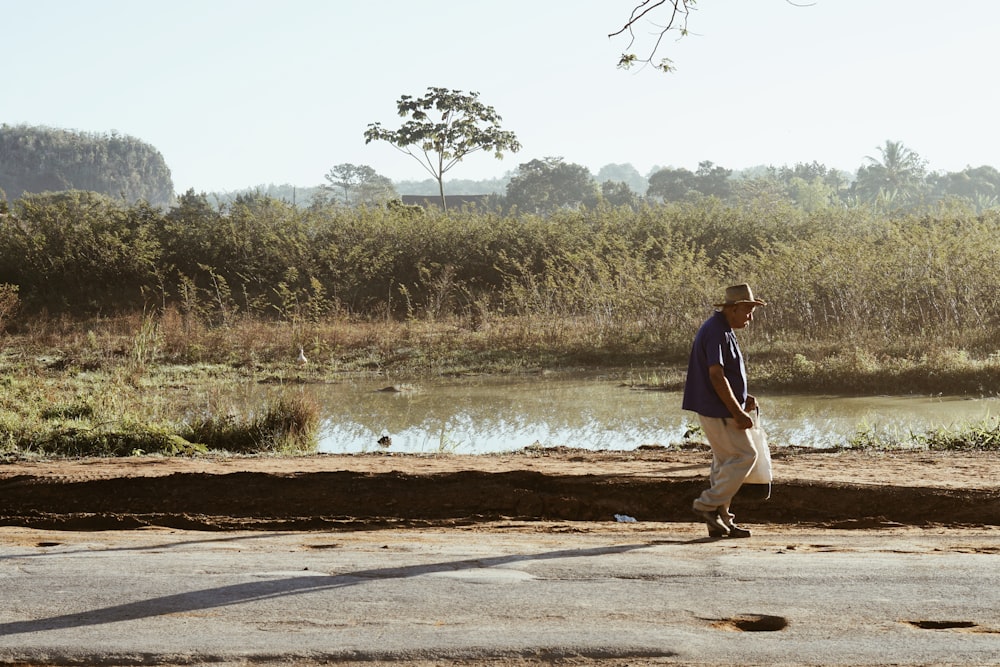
top-left (0, 323), bottom-right (322, 460)
top-left (845, 417), bottom-right (1000, 451)
top-left (0, 387), bottom-right (320, 459)
top-left (183, 393), bottom-right (320, 454)
top-left (4, 194), bottom-right (998, 353)
top-left (1, 196), bottom-right (998, 458)
top-left (919, 418), bottom-right (1000, 451)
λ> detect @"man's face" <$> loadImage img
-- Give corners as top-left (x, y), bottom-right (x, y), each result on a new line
top-left (725, 303), bottom-right (757, 329)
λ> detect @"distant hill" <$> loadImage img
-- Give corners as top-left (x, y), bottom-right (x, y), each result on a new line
top-left (0, 124), bottom-right (174, 206)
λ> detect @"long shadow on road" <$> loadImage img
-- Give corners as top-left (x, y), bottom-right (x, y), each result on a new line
top-left (0, 538), bottom-right (704, 636)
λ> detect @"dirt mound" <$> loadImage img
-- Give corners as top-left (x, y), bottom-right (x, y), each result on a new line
top-left (2, 449), bottom-right (997, 531)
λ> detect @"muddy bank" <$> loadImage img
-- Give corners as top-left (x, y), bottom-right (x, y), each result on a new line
top-left (1, 449), bottom-right (997, 531)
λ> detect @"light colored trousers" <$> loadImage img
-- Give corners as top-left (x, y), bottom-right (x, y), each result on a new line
top-left (692, 414), bottom-right (759, 518)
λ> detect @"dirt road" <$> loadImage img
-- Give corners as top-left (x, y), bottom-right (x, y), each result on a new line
top-left (3, 447), bottom-right (999, 666)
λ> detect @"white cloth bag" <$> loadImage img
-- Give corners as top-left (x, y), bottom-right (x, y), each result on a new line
top-left (739, 412), bottom-right (772, 500)
top-left (744, 424), bottom-right (772, 485)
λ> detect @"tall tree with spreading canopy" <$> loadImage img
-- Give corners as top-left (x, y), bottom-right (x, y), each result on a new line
top-left (504, 157), bottom-right (600, 214)
top-left (647, 161), bottom-right (731, 201)
top-left (596, 163), bottom-right (647, 194)
top-left (320, 163), bottom-right (396, 207)
top-left (364, 87), bottom-right (520, 210)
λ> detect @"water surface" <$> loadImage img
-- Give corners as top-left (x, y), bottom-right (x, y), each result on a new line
top-left (299, 374), bottom-right (997, 454)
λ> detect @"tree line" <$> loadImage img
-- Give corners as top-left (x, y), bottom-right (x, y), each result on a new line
top-left (353, 88), bottom-right (1000, 215)
top-left (4, 121), bottom-right (996, 220)
top-left (0, 187), bottom-right (996, 359)
top-left (323, 141), bottom-right (1000, 217)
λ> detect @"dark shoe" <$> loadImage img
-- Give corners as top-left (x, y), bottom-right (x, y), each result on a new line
top-left (726, 525), bottom-right (752, 538)
top-left (714, 508), bottom-right (751, 538)
top-left (693, 507), bottom-right (729, 535)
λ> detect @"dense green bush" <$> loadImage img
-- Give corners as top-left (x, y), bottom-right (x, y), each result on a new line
top-left (0, 191), bottom-right (996, 357)
top-left (0, 191), bottom-right (161, 311)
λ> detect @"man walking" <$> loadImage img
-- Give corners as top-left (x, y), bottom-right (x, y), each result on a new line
top-left (682, 284), bottom-right (767, 538)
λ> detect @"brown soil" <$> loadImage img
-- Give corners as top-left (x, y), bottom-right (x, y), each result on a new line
top-left (2, 447), bottom-right (997, 531)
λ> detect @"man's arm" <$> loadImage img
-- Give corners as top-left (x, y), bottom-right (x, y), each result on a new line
top-left (708, 364), bottom-right (753, 429)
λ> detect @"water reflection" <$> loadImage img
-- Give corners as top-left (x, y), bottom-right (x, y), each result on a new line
top-left (302, 375), bottom-right (997, 454)
top-left (314, 375), bottom-right (689, 454)
top-left (763, 394), bottom-right (996, 449)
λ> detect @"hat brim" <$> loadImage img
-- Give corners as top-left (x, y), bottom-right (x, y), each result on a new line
top-left (714, 299), bottom-right (767, 307)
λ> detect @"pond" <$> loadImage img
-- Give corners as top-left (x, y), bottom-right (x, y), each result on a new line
top-left (293, 373), bottom-right (998, 454)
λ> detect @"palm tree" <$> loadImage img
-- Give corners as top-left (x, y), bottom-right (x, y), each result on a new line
top-left (853, 140), bottom-right (928, 208)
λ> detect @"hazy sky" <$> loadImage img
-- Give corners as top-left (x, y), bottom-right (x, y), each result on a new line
top-left (4, 1), bottom-right (998, 193)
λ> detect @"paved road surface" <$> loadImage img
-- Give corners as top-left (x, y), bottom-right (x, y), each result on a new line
top-left (1, 524), bottom-right (998, 665)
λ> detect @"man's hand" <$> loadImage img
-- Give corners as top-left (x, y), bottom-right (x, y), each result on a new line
top-left (708, 365), bottom-right (756, 430)
top-left (745, 394), bottom-right (758, 413)
top-left (733, 410), bottom-right (754, 430)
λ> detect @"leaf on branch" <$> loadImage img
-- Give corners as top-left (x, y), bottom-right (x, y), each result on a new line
top-left (612, 0), bottom-right (694, 74)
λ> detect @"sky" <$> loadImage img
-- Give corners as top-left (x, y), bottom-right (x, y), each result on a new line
top-left (3, 0), bottom-right (999, 193)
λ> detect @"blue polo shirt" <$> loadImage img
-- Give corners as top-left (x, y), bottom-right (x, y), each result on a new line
top-left (682, 311), bottom-right (748, 418)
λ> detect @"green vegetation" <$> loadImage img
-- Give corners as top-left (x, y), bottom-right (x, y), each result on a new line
top-left (3, 188), bottom-right (997, 346)
top-left (364, 87), bottom-right (521, 210)
top-left (920, 418), bottom-right (1000, 451)
top-left (842, 417), bottom-right (1000, 452)
top-left (0, 188), bottom-right (997, 458)
top-left (0, 124), bottom-right (174, 206)
top-left (184, 394), bottom-right (320, 454)
top-left (0, 339), bottom-right (322, 460)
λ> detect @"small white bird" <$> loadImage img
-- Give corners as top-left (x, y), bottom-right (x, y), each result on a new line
top-left (296, 347), bottom-right (308, 365)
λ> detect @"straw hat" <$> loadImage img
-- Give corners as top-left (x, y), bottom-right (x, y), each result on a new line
top-left (714, 283), bottom-right (767, 307)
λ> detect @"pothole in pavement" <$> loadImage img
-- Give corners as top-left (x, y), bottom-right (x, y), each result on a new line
top-left (710, 614), bottom-right (788, 632)
top-left (905, 620), bottom-right (979, 631)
